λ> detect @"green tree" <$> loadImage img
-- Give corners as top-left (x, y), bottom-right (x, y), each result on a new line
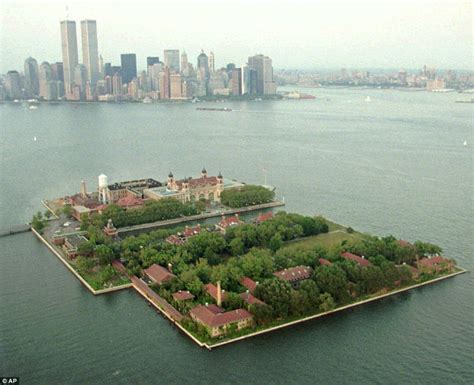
top-left (314, 265), bottom-right (349, 304)
top-left (62, 204), bottom-right (73, 217)
top-left (255, 278), bottom-right (292, 318)
top-left (31, 211), bottom-right (45, 233)
top-left (300, 279), bottom-right (321, 310)
top-left (95, 244), bottom-right (114, 265)
top-left (268, 233), bottom-right (283, 252)
top-left (229, 237), bottom-right (245, 256)
top-left (249, 303), bottom-right (274, 325)
top-left (77, 240), bottom-right (94, 256)
top-left (319, 293), bottom-right (336, 312)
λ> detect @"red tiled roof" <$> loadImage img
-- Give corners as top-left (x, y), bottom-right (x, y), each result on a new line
top-left (240, 276), bottom-right (257, 293)
top-left (273, 265), bottom-right (313, 282)
top-left (190, 305), bottom-right (252, 327)
top-left (218, 215), bottom-right (242, 228)
top-left (166, 235), bottom-right (185, 245)
top-left (182, 224), bottom-right (201, 238)
top-left (116, 195), bottom-right (144, 208)
top-left (256, 212), bottom-right (273, 223)
top-left (341, 252), bottom-right (371, 267)
top-left (319, 258), bottom-right (332, 266)
top-left (418, 256), bottom-right (449, 266)
top-left (205, 304), bottom-right (224, 314)
top-left (239, 291), bottom-right (265, 306)
top-left (204, 283), bottom-right (228, 302)
top-left (177, 176), bottom-right (219, 189)
top-left (398, 239), bottom-right (413, 248)
top-left (144, 264), bottom-right (176, 284)
top-left (172, 290), bottom-right (195, 301)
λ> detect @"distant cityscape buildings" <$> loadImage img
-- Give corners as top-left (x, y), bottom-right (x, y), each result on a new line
top-left (1, 19), bottom-right (472, 102)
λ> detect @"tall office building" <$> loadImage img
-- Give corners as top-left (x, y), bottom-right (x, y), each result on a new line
top-left (24, 57), bottom-right (40, 97)
top-left (247, 54), bottom-right (276, 95)
top-left (60, 20), bottom-right (79, 98)
top-left (180, 51), bottom-right (188, 76)
top-left (147, 56), bottom-right (160, 67)
top-left (81, 20), bottom-right (100, 85)
top-left (164, 50), bottom-right (180, 73)
top-left (170, 74), bottom-right (183, 99)
top-left (231, 68), bottom-right (242, 96)
top-left (208, 51), bottom-right (215, 73)
top-left (51, 62), bottom-right (65, 97)
top-left (74, 64), bottom-right (88, 99)
top-left (120, 54), bottom-right (137, 84)
top-left (241, 64), bottom-right (257, 95)
top-left (5, 71), bottom-right (22, 99)
top-left (38, 62), bottom-right (52, 99)
top-left (112, 73), bottom-right (123, 95)
top-left (159, 67), bottom-right (170, 100)
top-left (197, 50), bottom-right (209, 80)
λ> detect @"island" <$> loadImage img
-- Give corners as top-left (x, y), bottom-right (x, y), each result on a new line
top-left (30, 170), bottom-right (466, 349)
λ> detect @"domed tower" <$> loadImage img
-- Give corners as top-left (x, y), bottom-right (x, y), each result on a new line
top-left (201, 167), bottom-right (207, 178)
top-left (216, 171), bottom-right (224, 201)
top-left (217, 171), bottom-right (223, 183)
top-left (167, 172), bottom-right (174, 189)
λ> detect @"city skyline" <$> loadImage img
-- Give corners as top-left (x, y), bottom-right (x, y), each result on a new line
top-left (0, 0), bottom-right (471, 73)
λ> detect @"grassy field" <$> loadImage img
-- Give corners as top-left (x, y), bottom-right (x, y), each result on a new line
top-left (283, 221), bottom-right (368, 251)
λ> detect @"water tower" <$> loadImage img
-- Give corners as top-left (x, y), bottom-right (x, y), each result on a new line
top-left (98, 174), bottom-right (108, 204)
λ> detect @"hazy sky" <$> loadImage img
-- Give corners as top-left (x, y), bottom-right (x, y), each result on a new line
top-left (0, 0), bottom-right (472, 73)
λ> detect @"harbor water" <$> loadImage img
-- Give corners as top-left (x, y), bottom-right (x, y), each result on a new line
top-left (0, 88), bottom-right (473, 384)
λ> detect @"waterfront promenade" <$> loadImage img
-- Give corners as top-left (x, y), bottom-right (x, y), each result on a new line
top-left (118, 200), bottom-right (285, 235)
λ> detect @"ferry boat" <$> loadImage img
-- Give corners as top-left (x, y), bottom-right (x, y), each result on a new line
top-left (29, 105), bottom-right (38, 110)
top-left (196, 107), bottom-right (232, 112)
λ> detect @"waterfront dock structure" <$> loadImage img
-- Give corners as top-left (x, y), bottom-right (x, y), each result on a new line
top-left (0, 223), bottom-right (30, 238)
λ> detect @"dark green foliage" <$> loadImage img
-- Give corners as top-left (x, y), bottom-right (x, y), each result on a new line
top-left (77, 240), bottom-right (94, 256)
top-left (414, 241), bottom-right (443, 257)
top-left (31, 211), bottom-right (46, 233)
top-left (314, 265), bottom-right (350, 304)
top-left (94, 244), bottom-right (114, 265)
top-left (319, 293), bottom-right (336, 312)
top-left (94, 198), bottom-right (202, 228)
top-left (268, 233), bottom-right (283, 252)
top-left (220, 185), bottom-right (275, 208)
top-left (255, 278), bottom-right (292, 318)
top-left (249, 303), bottom-right (274, 325)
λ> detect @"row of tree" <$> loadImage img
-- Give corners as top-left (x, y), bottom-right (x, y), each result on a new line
top-left (220, 185), bottom-right (275, 208)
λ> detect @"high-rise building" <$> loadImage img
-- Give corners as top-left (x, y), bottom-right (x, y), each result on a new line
top-left (112, 73), bottom-right (123, 95)
top-left (74, 64), bottom-right (88, 99)
top-left (147, 56), bottom-right (160, 67)
top-left (51, 62), bottom-right (65, 97)
top-left (180, 51), bottom-right (189, 76)
top-left (60, 20), bottom-right (79, 98)
top-left (241, 64), bottom-right (257, 95)
top-left (24, 57), bottom-right (39, 97)
top-left (170, 73), bottom-right (183, 99)
top-left (164, 50), bottom-right (180, 73)
top-left (197, 50), bottom-right (209, 80)
top-left (159, 67), bottom-right (170, 100)
top-left (5, 71), bottom-right (22, 99)
top-left (120, 54), bottom-right (137, 84)
top-left (39, 62), bottom-right (52, 99)
top-left (247, 54), bottom-right (276, 95)
top-left (81, 20), bottom-right (100, 86)
top-left (208, 51), bottom-right (215, 73)
top-left (231, 68), bottom-right (242, 96)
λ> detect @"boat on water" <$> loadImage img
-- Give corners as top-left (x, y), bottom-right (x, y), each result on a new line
top-left (29, 105), bottom-right (38, 110)
top-left (455, 98), bottom-right (474, 103)
top-left (463, 140), bottom-right (468, 146)
top-left (365, 96), bottom-right (372, 102)
top-left (196, 107), bottom-right (232, 112)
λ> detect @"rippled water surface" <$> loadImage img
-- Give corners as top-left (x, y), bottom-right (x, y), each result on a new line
top-left (1, 88), bottom-right (473, 384)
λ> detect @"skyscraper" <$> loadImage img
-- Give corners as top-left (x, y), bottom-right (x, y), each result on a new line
top-left (231, 68), bottom-right (242, 96)
top-left (60, 20), bottom-right (79, 98)
top-left (24, 57), bottom-right (39, 97)
top-left (74, 64), bottom-right (87, 99)
top-left (5, 71), bottom-right (22, 99)
top-left (159, 67), bottom-right (170, 100)
top-left (208, 51), bottom-right (215, 73)
top-left (81, 20), bottom-right (100, 85)
top-left (180, 51), bottom-right (189, 76)
top-left (147, 57), bottom-right (160, 67)
top-left (39, 62), bottom-right (52, 99)
top-left (247, 54), bottom-right (276, 95)
top-left (120, 54), bottom-right (137, 84)
top-left (197, 50), bottom-right (209, 80)
top-left (164, 50), bottom-right (180, 73)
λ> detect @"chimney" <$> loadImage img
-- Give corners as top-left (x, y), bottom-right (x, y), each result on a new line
top-left (216, 280), bottom-right (222, 307)
top-left (167, 263), bottom-right (173, 273)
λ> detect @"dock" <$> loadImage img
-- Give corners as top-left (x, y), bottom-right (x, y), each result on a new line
top-left (0, 224), bottom-right (31, 238)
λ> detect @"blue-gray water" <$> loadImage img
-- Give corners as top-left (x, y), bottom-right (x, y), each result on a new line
top-left (1, 88), bottom-right (473, 384)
